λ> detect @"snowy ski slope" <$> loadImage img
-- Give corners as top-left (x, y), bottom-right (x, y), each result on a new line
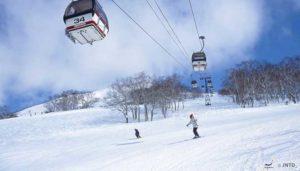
top-left (1, 96), bottom-right (300, 171)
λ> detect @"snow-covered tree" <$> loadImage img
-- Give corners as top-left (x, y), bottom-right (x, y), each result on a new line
top-left (44, 90), bottom-right (97, 113)
top-left (103, 72), bottom-right (190, 122)
top-left (220, 56), bottom-right (300, 107)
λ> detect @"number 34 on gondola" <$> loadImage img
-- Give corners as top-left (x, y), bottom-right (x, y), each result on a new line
top-left (63, 0), bottom-right (109, 45)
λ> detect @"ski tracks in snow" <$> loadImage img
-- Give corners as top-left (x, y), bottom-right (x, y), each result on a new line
top-left (1, 98), bottom-right (300, 171)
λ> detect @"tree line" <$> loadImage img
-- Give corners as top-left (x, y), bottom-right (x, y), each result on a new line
top-left (44, 90), bottom-right (98, 113)
top-left (103, 72), bottom-right (192, 123)
top-left (219, 56), bottom-right (300, 107)
top-left (0, 106), bottom-right (16, 120)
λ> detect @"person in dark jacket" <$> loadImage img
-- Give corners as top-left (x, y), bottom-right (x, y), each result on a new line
top-left (186, 114), bottom-right (200, 139)
top-left (135, 129), bottom-right (141, 138)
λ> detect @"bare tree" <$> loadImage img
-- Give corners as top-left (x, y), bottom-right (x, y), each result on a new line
top-left (103, 72), bottom-right (190, 122)
top-left (220, 56), bottom-right (300, 107)
top-left (103, 79), bottom-right (131, 123)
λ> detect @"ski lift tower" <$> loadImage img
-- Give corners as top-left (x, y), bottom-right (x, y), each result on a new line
top-left (200, 76), bottom-right (214, 106)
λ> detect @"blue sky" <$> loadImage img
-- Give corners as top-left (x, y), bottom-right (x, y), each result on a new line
top-left (253, 0), bottom-right (300, 63)
top-left (0, 0), bottom-right (299, 112)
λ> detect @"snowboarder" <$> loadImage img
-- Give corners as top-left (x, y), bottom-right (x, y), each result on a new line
top-left (135, 129), bottom-right (141, 139)
top-left (186, 114), bottom-right (200, 139)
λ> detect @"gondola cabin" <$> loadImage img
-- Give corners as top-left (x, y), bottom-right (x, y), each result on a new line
top-left (205, 98), bottom-right (211, 106)
top-left (191, 80), bottom-right (198, 88)
top-left (192, 52), bottom-right (207, 71)
top-left (63, 0), bottom-right (109, 44)
top-left (207, 79), bottom-right (213, 88)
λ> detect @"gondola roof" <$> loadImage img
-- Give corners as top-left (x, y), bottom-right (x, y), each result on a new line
top-left (63, 0), bottom-right (108, 24)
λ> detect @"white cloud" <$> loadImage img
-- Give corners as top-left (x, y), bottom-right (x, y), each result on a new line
top-left (0, 45), bottom-right (17, 104)
top-left (0, 0), bottom-right (265, 103)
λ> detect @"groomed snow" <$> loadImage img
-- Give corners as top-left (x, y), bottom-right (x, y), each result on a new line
top-left (1, 96), bottom-right (300, 171)
top-left (16, 104), bottom-right (47, 117)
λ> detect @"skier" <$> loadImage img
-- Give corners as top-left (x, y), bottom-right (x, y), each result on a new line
top-left (186, 114), bottom-right (200, 139)
top-left (134, 129), bottom-right (141, 139)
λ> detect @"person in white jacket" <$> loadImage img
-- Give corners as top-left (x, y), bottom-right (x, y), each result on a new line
top-left (186, 114), bottom-right (200, 138)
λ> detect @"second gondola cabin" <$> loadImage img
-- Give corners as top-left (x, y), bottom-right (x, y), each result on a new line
top-left (207, 79), bottom-right (213, 88)
top-left (192, 51), bottom-right (207, 71)
top-left (63, 0), bottom-right (109, 44)
top-left (191, 80), bottom-right (198, 88)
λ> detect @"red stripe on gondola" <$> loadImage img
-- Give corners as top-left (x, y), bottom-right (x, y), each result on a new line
top-left (66, 20), bottom-right (106, 37)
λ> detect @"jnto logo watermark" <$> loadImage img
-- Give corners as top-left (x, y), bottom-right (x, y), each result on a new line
top-left (264, 160), bottom-right (298, 170)
top-left (278, 162), bottom-right (297, 168)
